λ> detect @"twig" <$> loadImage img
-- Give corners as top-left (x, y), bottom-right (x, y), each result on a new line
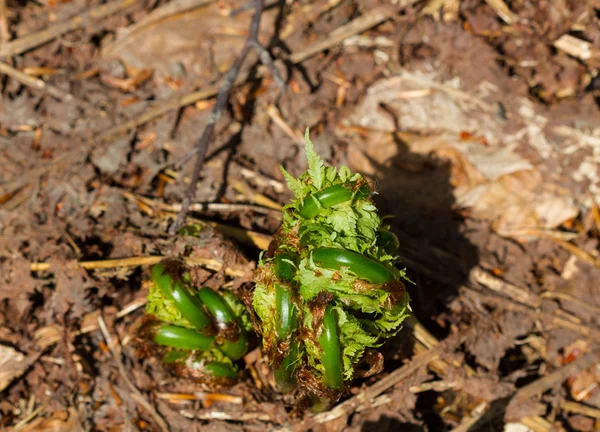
top-left (174, 201), bottom-right (279, 216)
top-left (0, 60), bottom-right (95, 109)
top-left (550, 315), bottom-right (600, 340)
top-left (179, 410), bottom-right (272, 421)
top-left (560, 400), bottom-right (600, 420)
top-left (181, 216), bottom-right (272, 250)
top-left (35, 297), bottom-right (153, 349)
top-left (29, 255), bottom-right (246, 277)
top-left (97, 315), bottom-right (169, 432)
top-left (155, 391), bottom-right (243, 405)
top-left (0, 60), bottom-right (104, 114)
top-left (266, 104), bottom-right (304, 144)
top-left (250, 40), bottom-right (285, 90)
top-left (450, 402), bottom-right (489, 432)
top-left (168, 0), bottom-right (277, 235)
top-left (230, 179), bottom-right (283, 210)
top-left (98, 86), bottom-right (223, 143)
top-left (549, 237), bottom-right (600, 268)
top-left (541, 291), bottom-right (600, 315)
top-left (512, 346), bottom-right (600, 404)
top-left (125, 191), bottom-right (279, 216)
top-left (483, 0), bottom-right (518, 25)
top-left (10, 403), bottom-right (47, 430)
top-left (238, 164), bottom-right (285, 193)
top-left (0, 60), bottom-right (72, 99)
top-left (122, 192), bottom-right (273, 249)
top-left (286, 6), bottom-right (395, 64)
top-left (116, 297), bottom-right (148, 318)
top-left (471, 267), bottom-right (541, 308)
top-left (0, 0), bottom-right (138, 57)
top-left (405, 315), bottom-right (476, 376)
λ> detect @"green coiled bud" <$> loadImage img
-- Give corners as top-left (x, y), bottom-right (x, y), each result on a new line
top-left (253, 130), bottom-right (411, 409)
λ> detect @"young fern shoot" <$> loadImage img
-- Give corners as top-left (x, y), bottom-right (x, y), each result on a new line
top-left (253, 130), bottom-right (412, 409)
top-left (139, 259), bottom-right (250, 385)
top-left (138, 131), bottom-right (411, 411)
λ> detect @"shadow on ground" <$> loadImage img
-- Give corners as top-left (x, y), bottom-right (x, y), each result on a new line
top-left (371, 131), bottom-right (479, 327)
top-left (347, 128), bottom-right (480, 429)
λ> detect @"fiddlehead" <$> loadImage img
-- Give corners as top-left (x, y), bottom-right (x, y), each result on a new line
top-left (139, 131), bottom-right (412, 410)
top-left (139, 259), bottom-right (249, 386)
top-left (253, 131), bottom-right (411, 409)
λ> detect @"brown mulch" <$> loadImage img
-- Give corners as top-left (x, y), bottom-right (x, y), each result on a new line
top-left (1, 0), bottom-right (600, 430)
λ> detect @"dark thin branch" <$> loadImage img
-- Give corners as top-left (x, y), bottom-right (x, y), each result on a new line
top-left (251, 40), bottom-right (286, 90)
top-left (168, 0), bottom-right (281, 235)
top-left (229, 0), bottom-right (279, 17)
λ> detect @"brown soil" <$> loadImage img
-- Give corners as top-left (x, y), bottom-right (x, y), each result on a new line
top-left (1, 0), bottom-right (600, 431)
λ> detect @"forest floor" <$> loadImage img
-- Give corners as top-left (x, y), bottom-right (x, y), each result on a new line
top-left (1, 0), bottom-right (600, 431)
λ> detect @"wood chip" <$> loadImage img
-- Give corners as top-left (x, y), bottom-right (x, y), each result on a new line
top-left (179, 410), bottom-right (272, 421)
top-left (520, 416), bottom-right (553, 432)
top-left (484, 0), bottom-right (518, 24)
top-left (560, 400), bottom-right (600, 420)
top-left (156, 392), bottom-right (243, 405)
top-left (0, 345), bottom-right (34, 392)
top-left (554, 34), bottom-right (594, 62)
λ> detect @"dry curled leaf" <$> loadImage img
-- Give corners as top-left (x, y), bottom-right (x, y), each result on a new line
top-left (19, 408), bottom-right (84, 432)
top-left (0, 345), bottom-right (36, 392)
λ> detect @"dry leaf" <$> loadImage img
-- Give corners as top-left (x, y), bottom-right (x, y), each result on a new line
top-left (0, 345), bottom-right (32, 392)
top-left (341, 128), bottom-right (577, 237)
top-left (102, 2), bottom-right (277, 82)
top-left (342, 71), bottom-right (504, 145)
top-left (20, 408), bottom-right (84, 432)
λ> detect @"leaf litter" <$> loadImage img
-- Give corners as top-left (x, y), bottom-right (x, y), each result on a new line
top-left (1, 0), bottom-right (600, 431)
